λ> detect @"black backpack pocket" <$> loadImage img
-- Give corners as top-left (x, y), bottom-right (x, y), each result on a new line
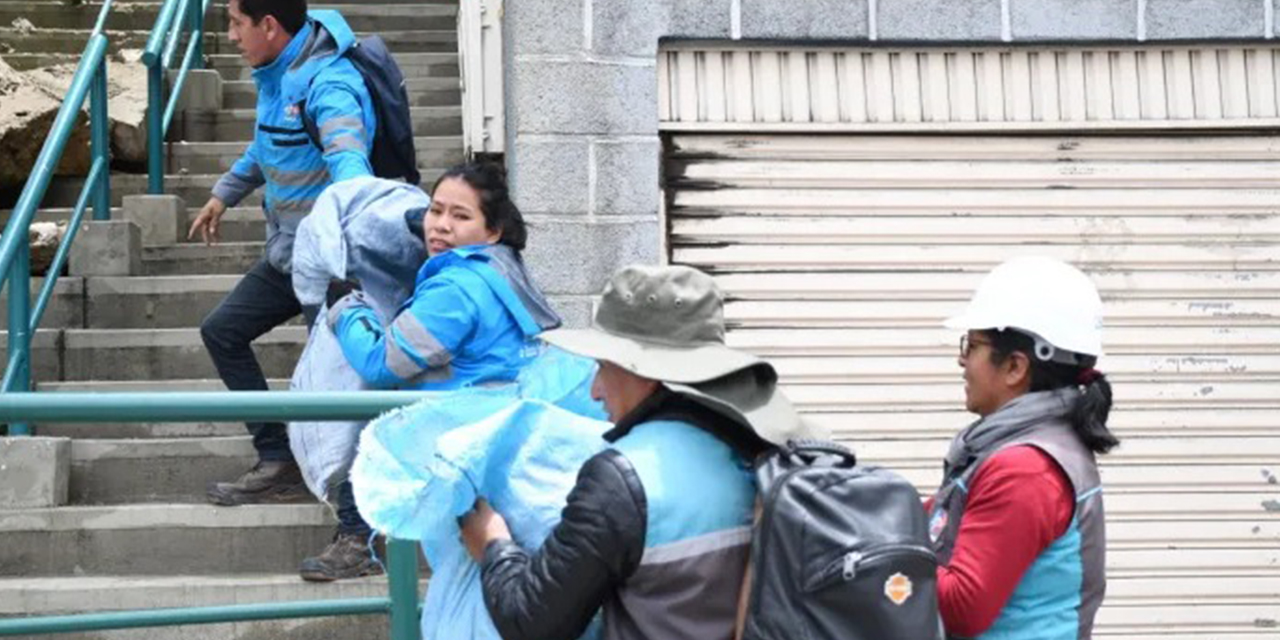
top-left (802, 544), bottom-right (939, 640)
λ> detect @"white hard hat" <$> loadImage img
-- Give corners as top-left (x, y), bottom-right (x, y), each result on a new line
top-left (944, 256), bottom-right (1104, 360)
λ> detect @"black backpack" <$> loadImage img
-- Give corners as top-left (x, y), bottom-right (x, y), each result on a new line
top-left (301, 35), bottom-right (421, 186)
top-left (741, 440), bottom-right (943, 640)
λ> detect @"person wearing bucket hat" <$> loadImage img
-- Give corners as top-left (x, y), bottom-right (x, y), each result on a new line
top-left (460, 264), bottom-right (815, 640)
top-left (927, 256), bottom-right (1119, 639)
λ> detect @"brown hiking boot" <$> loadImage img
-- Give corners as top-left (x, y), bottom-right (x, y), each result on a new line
top-left (299, 532), bottom-right (385, 582)
top-left (206, 460), bottom-right (311, 506)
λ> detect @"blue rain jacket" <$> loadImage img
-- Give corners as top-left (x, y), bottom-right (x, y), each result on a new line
top-left (331, 244), bottom-right (561, 391)
top-left (211, 10), bottom-right (376, 272)
top-left (351, 349), bottom-right (607, 640)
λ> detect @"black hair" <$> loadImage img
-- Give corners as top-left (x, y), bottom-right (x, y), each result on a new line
top-left (234, 0), bottom-right (307, 35)
top-left (431, 162), bottom-right (528, 254)
top-left (982, 328), bottom-right (1120, 454)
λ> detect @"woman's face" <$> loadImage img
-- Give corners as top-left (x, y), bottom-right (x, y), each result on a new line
top-left (425, 177), bottom-right (500, 257)
top-left (958, 330), bottom-right (1028, 417)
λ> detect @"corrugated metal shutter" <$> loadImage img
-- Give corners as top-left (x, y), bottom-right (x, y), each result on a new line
top-left (664, 132), bottom-right (1280, 636)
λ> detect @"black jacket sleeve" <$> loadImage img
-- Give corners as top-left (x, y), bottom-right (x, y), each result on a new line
top-left (479, 449), bottom-right (648, 640)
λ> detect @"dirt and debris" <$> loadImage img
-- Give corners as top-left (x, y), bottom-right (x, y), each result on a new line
top-left (9, 18), bottom-right (35, 35)
top-left (0, 55), bottom-right (92, 192)
top-left (29, 221), bottom-right (68, 276)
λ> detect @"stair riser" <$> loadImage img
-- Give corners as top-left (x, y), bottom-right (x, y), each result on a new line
top-left (85, 290), bottom-right (230, 329)
top-left (192, 112), bottom-right (462, 142)
top-left (62, 341), bottom-right (303, 381)
top-left (0, 7), bottom-right (454, 33)
top-left (0, 617), bottom-right (393, 640)
top-left (168, 144), bottom-right (464, 174)
top-left (209, 59), bottom-right (459, 83)
top-left (37, 421), bottom-right (246, 439)
top-left (0, 290), bottom-right (81, 331)
top-left (212, 31), bottom-right (457, 54)
top-left (0, 341), bottom-right (62, 383)
top-left (43, 169), bottom-right (445, 208)
top-left (142, 248), bottom-right (264, 276)
top-left (70, 453), bottom-right (257, 505)
top-left (0, 30), bottom-right (152, 55)
top-left (223, 83), bottom-right (460, 109)
top-left (1, 525), bottom-right (333, 575)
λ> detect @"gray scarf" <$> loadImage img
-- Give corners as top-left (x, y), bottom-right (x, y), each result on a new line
top-left (942, 387), bottom-right (1080, 482)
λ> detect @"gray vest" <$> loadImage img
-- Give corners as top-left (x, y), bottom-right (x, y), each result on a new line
top-left (929, 390), bottom-right (1107, 640)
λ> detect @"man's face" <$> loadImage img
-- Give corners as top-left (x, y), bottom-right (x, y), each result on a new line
top-left (590, 361), bottom-right (658, 423)
top-left (227, 0), bottom-right (279, 67)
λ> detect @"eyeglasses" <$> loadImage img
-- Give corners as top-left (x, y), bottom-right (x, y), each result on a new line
top-left (959, 335), bottom-right (992, 359)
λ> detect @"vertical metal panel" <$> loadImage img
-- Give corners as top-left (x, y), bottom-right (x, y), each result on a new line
top-left (659, 44), bottom-right (1280, 129)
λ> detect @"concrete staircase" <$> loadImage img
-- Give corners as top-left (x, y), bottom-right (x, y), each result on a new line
top-left (0, 1), bottom-right (460, 636)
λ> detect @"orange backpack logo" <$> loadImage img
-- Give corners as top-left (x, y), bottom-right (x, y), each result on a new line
top-left (884, 572), bottom-right (913, 606)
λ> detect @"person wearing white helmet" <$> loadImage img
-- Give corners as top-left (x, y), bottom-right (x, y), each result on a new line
top-left (927, 256), bottom-right (1118, 640)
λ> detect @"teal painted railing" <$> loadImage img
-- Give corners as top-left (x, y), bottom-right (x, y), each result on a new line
top-left (0, 0), bottom-right (117, 435)
top-left (145, 0), bottom-right (210, 194)
top-left (0, 391), bottom-right (426, 639)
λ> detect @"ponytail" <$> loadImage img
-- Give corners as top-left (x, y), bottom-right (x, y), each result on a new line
top-left (983, 329), bottom-right (1121, 454)
top-left (1070, 370), bottom-right (1118, 453)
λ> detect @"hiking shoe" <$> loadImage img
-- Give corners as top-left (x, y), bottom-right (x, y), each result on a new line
top-left (206, 460), bottom-right (311, 506)
top-left (299, 532), bottom-right (385, 582)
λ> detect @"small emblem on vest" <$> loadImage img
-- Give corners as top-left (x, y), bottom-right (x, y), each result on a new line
top-left (885, 573), bottom-right (913, 606)
top-left (929, 509), bottom-right (947, 543)
top-left (284, 104), bottom-right (300, 120)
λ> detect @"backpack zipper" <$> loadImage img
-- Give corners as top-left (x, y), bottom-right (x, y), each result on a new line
top-left (834, 544), bottom-right (935, 584)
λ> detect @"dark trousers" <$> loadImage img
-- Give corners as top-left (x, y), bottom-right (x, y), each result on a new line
top-left (334, 479), bottom-right (373, 537)
top-left (200, 258), bottom-right (315, 462)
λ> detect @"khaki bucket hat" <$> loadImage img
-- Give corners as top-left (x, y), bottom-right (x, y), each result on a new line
top-left (541, 264), bottom-right (762, 384)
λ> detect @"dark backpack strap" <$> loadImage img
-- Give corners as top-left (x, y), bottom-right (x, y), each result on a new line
top-left (298, 98), bottom-right (322, 151)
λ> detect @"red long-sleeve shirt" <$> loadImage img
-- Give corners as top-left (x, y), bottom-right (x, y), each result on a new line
top-left (929, 445), bottom-right (1075, 637)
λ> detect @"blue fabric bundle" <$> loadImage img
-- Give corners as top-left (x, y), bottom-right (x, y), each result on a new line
top-left (352, 348), bottom-right (608, 640)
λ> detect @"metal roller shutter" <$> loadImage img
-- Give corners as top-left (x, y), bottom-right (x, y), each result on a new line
top-left (664, 132), bottom-right (1280, 636)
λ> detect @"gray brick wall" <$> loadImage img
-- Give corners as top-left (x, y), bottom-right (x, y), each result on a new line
top-left (504, 0), bottom-right (1274, 326)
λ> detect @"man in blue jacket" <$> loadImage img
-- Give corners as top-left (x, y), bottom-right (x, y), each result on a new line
top-left (187, 0), bottom-right (377, 580)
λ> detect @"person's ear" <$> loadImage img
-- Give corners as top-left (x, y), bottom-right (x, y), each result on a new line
top-left (261, 14), bottom-right (281, 40)
top-left (1003, 351), bottom-right (1033, 392)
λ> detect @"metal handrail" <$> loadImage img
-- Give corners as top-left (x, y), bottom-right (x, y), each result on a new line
top-left (0, 0), bottom-right (116, 433)
top-left (0, 391), bottom-right (425, 639)
top-left (144, 0), bottom-right (208, 194)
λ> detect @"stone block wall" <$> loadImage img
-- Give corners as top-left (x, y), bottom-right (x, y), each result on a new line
top-left (504, 0), bottom-right (1275, 326)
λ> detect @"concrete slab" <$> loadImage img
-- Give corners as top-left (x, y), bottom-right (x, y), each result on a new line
top-left (0, 504), bottom-right (334, 575)
top-left (0, 277), bottom-right (83, 331)
top-left (70, 437), bottom-right (256, 504)
top-left (142, 241), bottom-right (265, 277)
top-left (0, 437), bottom-right (70, 508)
top-left (68, 221), bottom-right (142, 277)
top-left (173, 69), bottom-right (224, 112)
top-left (0, 328), bottom-right (64, 383)
top-left (85, 275), bottom-right (239, 329)
top-left (122, 195), bottom-right (186, 246)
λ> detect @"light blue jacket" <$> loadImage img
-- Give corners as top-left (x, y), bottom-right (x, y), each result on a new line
top-left (211, 10), bottom-right (376, 272)
top-left (331, 244), bottom-right (562, 390)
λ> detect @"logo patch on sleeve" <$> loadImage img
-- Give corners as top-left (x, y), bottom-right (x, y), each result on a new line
top-left (929, 509), bottom-right (948, 544)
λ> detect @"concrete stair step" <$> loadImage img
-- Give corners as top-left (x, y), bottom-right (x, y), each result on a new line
top-left (0, 574), bottom-right (400, 640)
top-left (0, 277), bottom-right (82, 330)
top-left (207, 51), bottom-right (458, 82)
top-left (167, 135), bottom-right (464, 174)
top-left (223, 77), bottom-right (460, 109)
top-left (175, 106), bottom-right (462, 144)
top-left (211, 29), bottom-right (458, 55)
top-left (0, 26), bottom-right (151, 55)
top-left (42, 167), bottom-right (452, 209)
top-left (34, 378), bottom-right (289, 439)
top-left (0, 328), bottom-right (63, 382)
top-left (142, 241), bottom-right (265, 275)
top-left (62, 325), bottom-right (305, 381)
top-left (83, 274), bottom-right (292, 328)
top-left (0, 503), bottom-right (334, 575)
top-left (70, 436), bottom-right (256, 504)
top-left (0, 2), bottom-right (455, 32)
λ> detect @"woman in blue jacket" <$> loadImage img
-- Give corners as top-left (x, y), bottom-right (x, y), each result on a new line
top-left (327, 163), bottom-right (561, 390)
top-left (308, 164), bottom-right (561, 582)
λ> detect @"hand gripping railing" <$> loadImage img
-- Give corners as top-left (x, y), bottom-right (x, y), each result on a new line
top-left (0, 0), bottom-right (116, 435)
top-left (144, 0), bottom-right (209, 194)
top-left (0, 391), bottom-right (425, 640)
